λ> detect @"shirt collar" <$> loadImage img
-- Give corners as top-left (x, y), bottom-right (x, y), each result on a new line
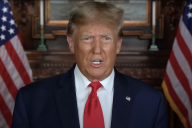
top-left (74, 65), bottom-right (114, 95)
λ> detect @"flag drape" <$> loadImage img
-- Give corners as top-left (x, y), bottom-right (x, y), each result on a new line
top-left (0, 0), bottom-right (32, 127)
top-left (162, 0), bottom-right (192, 128)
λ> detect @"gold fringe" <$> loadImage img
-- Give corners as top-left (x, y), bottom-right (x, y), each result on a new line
top-left (162, 80), bottom-right (187, 128)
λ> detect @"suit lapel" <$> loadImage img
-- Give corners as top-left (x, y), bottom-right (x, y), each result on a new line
top-left (54, 65), bottom-right (80, 128)
top-left (111, 69), bottom-right (134, 128)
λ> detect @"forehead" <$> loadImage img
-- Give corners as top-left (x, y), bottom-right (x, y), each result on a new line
top-left (74, 23), bottom-right (118, 36)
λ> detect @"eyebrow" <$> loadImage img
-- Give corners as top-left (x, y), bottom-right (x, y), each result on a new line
top-left (100, 33), bottom-right (112, 37)
top-left (81, 33), bottom-right (112, 37)
top-left (81, 34), bottom-right (93, 38)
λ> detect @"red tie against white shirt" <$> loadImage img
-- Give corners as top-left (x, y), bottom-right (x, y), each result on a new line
top-left (84, 82), bottom-right (105, 128)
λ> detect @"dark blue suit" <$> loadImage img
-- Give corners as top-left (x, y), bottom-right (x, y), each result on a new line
top-left (11, 65), bottom-right (168, 128)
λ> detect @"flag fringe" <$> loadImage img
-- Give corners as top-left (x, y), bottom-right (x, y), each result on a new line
top-left (162, 80), bottom-right (187, 128)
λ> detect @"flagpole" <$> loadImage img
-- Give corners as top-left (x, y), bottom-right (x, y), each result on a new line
top-left (37, 0), bottom-right (47, 51)
top-left (149, 0), bottom-right (159, 51)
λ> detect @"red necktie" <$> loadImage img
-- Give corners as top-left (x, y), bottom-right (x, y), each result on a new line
top-left (84, 82), bottom-right (105, 128)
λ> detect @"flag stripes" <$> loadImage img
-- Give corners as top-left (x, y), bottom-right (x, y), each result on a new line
top-left (0, 94), bottom-right (12, 127)
top-left (162, 1), bottom-right (192, 127)
top-left (179, 18), bottom-right (192, 53)
top-left (163, 42), bottom-right (192, 128)
top-left (0, 76), bottom-right (15, 113)
top-left (166, 62), bottom-right (192, 127)
top-left (10, 36), bottom-right (32, 78)
top-left (0, 111), bottom-right (9, 128)
top-left (169, 51), bottom-right (192, 105)
top-left (0, 1), bottom-right (32, 127)
top-left (0, 43), bottom-right (26, 90)
top-left (173, 40), bottom-right (192, 86)
top-left (5, 40), bottom-right (31, 85)
top-left (177, 28), bottom-right (192, 70)
top-left (162, 77), bottom-right (188, 128)
top-left (0, 58), bottom-right (18, 99)
top-left (0, 40), bottom-right (32, 126)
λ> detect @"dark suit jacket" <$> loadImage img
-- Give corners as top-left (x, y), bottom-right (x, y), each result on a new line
top-left (11, 65), bottom-right (168, 128)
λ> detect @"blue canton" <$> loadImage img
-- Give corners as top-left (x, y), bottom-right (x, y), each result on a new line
top-left (0, 0), bottom-right (18, 47)
top-left (183, 0), bottom-right (192, 35)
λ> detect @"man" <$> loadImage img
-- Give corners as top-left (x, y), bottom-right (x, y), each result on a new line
top-left (12, 2), bottom-right (167, 128)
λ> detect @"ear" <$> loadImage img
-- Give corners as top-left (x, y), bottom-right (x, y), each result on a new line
top-left (67, 35), bottom-right (74, 53)
top-left (116, 38), bottom-right (122, 54)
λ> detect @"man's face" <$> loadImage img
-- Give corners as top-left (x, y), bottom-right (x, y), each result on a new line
top-left (67, 23), bottom-right (122, 82)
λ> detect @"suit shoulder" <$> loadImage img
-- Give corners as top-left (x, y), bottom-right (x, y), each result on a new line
top-left (20, 72), bottom-right (68, 92)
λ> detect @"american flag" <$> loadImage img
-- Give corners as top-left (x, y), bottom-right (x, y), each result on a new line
top-left (162, 0), bottom-right (192, 128)
top-left (0, 0), bottom-right (32, 127)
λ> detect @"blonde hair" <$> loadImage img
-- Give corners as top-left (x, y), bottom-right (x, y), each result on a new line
top-left (66, 2), bottom-right (124, 37)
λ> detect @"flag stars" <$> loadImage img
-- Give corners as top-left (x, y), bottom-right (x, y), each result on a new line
top-left (188, 3), bottom-right (192, 10)
top-left (9, 19), bottom-right (15, 25)
top-left (0, 34), bottom-right (6, 40)
top-left (187, 12), bottom-right (192, 18)
top-left (3, 0), bottom-right (8, 4)
top-left (8, 28), bottom-right (14, 34)
top-left (10, 11), bottom-right (13, 15)
top-left (1, 16), bottom-right (7, 22)
top-left (1, 25), bottom-right (6, 32)
top-left (2, 7), bottom-right (8, 13)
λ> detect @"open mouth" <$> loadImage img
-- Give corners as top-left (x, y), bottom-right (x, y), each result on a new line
top-left (92, 60), bottom-right (102, 64)
top-left (90, 59), bottom-right (103, 67)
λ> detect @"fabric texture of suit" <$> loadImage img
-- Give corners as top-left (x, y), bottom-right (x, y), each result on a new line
top-left (11, 65), bottom-right (168, 128)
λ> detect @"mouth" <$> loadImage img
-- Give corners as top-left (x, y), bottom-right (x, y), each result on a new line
top-left (90, 59), bottom-right (103, 67)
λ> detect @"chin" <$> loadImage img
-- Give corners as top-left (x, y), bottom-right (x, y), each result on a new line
top-left (89, 72), bottom-right (105, 80)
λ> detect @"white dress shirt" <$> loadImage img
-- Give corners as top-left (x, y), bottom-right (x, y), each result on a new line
top-left (74, 65), bottom-right (114, 128)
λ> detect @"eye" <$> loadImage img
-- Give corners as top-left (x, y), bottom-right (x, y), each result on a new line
top-left (102, 37), bottom-right (111, 42)
top-left (104, 37), bottom-right (110, 40)
top-left (84, 38), bottom-right (90, 40)
top-left (82, 37), bottom-right (93, 42)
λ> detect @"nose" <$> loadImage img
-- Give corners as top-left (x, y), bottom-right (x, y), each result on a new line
top-left (92, 38), bottom-right (101, 54)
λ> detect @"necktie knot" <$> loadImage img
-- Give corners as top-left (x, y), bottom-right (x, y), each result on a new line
top-left (89, 82), bottom-right (102, 94)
